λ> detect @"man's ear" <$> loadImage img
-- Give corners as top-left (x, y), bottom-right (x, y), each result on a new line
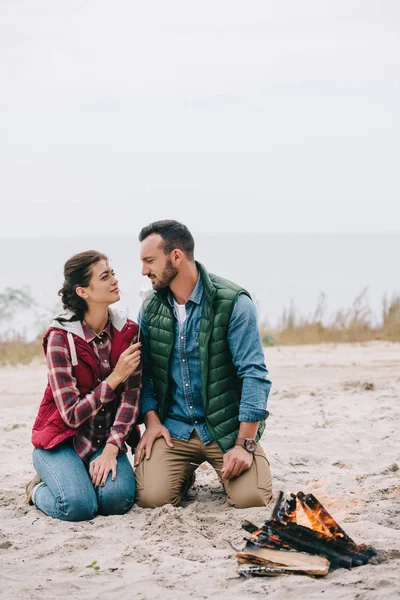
top-left (75, 286), bottom-right (88, 299)
top-left (171, 249), bottom-right (183, 264)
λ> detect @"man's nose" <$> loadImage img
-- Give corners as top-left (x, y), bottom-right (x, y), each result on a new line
top-left (142, 264), bottom-right (150, 277)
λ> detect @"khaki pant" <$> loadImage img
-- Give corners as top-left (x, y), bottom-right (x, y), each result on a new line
top-left (135, 431), bottom-right (272, 509)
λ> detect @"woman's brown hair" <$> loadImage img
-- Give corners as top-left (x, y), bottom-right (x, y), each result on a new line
top-left (58, 250), bottom-right (107, 321)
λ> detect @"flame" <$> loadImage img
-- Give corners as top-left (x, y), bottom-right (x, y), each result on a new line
top-left (296, 492), bottom-right (358, 545)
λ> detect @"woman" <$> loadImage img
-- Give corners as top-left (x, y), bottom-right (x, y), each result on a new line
top-left (26, 250), bottom-right (142, 521)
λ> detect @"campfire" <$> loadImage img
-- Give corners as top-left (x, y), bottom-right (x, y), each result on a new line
top-left (231, 491), bottom-right (377, 577)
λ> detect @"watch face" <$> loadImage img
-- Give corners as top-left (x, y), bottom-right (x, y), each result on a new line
top-left (244, 438), bottom-right (257, 452)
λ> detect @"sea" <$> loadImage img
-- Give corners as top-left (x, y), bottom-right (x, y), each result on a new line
top-left (1, 233), bottom-right (399, 339)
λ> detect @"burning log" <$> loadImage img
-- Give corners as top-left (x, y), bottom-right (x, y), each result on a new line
top-left (271, 491), bottom-right (297, 524)
top-left (242, 520), bottom-right (290, 550)
top-left (264, 522), bottom-right (354, 569)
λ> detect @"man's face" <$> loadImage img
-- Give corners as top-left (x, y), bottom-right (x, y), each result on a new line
top-left (140, 234), bottom-right (178, 290)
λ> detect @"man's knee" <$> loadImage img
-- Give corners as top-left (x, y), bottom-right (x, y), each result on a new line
top-left (135, 485), bottom-right (180, 508)
top-left (225, 455), bottom-right (273, 509)
top-left (227, 485), bottom-right (272, 509)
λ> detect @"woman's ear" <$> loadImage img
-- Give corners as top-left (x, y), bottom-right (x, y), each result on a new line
top-left (75, 286), bottom-right (88, 299)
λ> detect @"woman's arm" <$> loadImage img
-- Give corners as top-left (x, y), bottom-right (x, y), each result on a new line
top-left (46, 330), bottom-right (116, 428)
top-left (106, 349), bottom-right (142, 449)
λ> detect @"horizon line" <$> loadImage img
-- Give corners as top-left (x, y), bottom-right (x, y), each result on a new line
top-left (1, 231), bottom-right (400, 241)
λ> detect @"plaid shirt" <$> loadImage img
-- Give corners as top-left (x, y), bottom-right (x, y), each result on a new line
top-left (46, 320), bottom-right (141, 462)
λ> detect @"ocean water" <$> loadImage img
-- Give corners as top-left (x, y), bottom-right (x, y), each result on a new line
top-left (1, 233), bottom-right (399, 338)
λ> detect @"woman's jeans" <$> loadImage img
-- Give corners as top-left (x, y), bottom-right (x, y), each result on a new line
top-left (32, 444), bottom-right (136, 521)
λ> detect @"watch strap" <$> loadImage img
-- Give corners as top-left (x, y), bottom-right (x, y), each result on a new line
top-left (235, 438), bottom-right (246, 446)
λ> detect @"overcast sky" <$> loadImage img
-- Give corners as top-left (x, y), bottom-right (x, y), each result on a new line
top-left (1, 0), bottom-right (399, 237)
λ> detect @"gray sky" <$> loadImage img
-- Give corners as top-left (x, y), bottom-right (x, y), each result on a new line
top-left (1, 0), bottom-right (399, 237)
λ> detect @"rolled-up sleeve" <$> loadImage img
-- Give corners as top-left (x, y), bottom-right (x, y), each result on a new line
top-left (227, 294), bottom-right (271, 422)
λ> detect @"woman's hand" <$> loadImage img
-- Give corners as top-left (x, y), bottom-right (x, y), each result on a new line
top-left (89, 443), bottom-right (119, 487)
top-left (106, 342), bottom-right (141, 389)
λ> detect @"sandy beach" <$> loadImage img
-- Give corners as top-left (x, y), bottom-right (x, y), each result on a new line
top-left (1, 341), bottom-right (399, 600)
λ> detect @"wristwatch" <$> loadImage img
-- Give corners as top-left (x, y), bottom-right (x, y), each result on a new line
top-left (235, 437), bottom-right (257, 453)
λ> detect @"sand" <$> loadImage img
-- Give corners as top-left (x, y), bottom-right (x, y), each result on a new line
top-left (0, 342), bottom-right (399, 600)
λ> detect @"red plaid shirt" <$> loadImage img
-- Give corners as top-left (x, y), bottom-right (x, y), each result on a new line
top-left (46, 320), bottom-right (141, 462)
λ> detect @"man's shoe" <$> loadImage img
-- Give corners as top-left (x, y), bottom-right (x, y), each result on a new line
top-left (26, 474), bottom-right (41, 505)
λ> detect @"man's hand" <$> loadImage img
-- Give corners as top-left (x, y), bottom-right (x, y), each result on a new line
top-left (134, 411), bottom-right (173, 466)
top-left (221, 445), bottom-right (253, 480)
top-left (89, 443), bottom-right (119, 487)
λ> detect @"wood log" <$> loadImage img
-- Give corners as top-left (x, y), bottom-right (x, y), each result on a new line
top-left (282, 521), bottom-right (376, 563)
top-left (242, 520), bottom-right (290, 549)
top-left (242, 520), bottom-right (262, 535)
top-left (270, 491), bottom-right (284, 521)
top-left (236, 543), bottom-right (330, 576)
top-left (271, 491), bottom-right (297, 524)
top-left (264, 522), bottom-right (354, 568)
top-left (238, 564), bottom-right (299, 577)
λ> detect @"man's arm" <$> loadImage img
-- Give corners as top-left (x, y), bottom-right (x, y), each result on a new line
top-left (228, 293), bottom-right (271, 422)
top-left (221, 294), bottom-right (271, 480)
top-left (134, 311), bottom-right (173, 466)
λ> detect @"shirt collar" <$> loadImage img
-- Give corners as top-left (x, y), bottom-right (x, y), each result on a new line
top-left (82, 319), bottom-right (112, 343)
top-left (167, 272), bottom-right (203, 307)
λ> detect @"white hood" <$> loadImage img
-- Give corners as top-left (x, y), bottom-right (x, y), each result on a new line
top-left (50, 307), bottom-right (128, 366)
top-left (50, 306), bottom-right (128, 339)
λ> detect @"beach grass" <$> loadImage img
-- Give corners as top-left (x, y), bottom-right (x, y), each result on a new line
top-left (0, 335), bottom-right (43, 365)
top-left (261, 290), bottom-right (400, 345)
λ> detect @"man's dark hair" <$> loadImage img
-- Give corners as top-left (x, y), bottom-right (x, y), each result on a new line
top-left (138, 220), bottom-right (195, 260)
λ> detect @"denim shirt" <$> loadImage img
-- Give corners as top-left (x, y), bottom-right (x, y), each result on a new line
top-left (139, 275), bottom-right (271, 446)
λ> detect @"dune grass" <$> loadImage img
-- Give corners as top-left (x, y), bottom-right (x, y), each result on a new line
top-left (0, 286), bottom-right (44, 365)
top-left (261, 290), bottom-right (400, 346)
top-left (0, 335), bottom-right (43, 366)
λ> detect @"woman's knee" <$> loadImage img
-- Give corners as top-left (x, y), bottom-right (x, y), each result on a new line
top-left (98, 475), bottom-right (136, 515)
top-left (57, 492), bottom-right (98, 521)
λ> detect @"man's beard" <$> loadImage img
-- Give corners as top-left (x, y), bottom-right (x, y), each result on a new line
top-left (150, 258), bottom-right (178, 290)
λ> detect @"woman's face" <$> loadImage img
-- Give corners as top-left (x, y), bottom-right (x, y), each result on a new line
top-left (78, 259), bottom-right (120, 308)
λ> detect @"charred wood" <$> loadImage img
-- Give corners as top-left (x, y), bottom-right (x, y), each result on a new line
top-left (271, 491), bottom-right (297, 524)
top-left (264, 522), bottom-right (354, 568)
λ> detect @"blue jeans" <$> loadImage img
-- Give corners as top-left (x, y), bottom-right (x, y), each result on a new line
top-left (32, 444), bottom-right (136, 521)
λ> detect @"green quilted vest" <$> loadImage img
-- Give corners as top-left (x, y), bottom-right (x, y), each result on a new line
top-left (143, 262), bottom-right (266, 453)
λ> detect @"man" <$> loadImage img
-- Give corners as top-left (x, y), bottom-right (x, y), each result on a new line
top-left (135, 220), bottom-right (272, 508)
